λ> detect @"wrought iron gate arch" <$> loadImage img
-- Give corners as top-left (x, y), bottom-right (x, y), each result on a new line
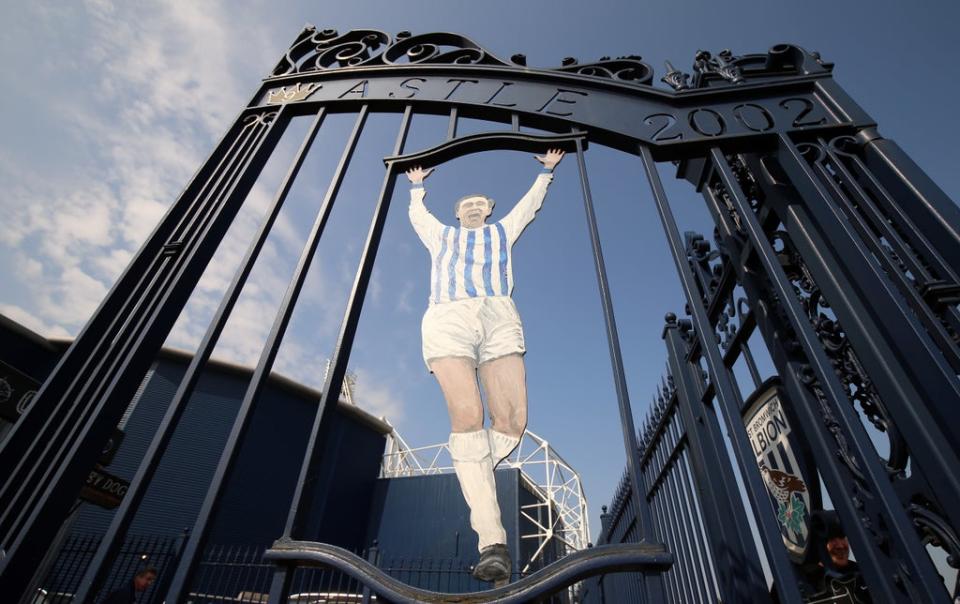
top-left (1, 25), bottom-right (958, 603)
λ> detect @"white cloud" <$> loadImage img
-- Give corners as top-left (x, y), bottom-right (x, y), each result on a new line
top-left (0, 1), bottom-right (277, 356)
top-left (0, 305), bottom-right (71, 339)
top-left (0, 4), bottom-right (405, 434)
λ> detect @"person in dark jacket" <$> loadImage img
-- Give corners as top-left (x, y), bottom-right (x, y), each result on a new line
top-left (100, 567), bottom-right (157, 604)
top-left (771, 511), bottom-right (870, 602)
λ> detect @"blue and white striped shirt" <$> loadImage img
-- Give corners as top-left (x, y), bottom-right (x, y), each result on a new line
top-left (409, 171), bottom-right (554, 305)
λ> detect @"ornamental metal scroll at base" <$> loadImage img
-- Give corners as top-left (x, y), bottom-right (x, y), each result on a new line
top-left (264, 539), bottom-right (672, 604)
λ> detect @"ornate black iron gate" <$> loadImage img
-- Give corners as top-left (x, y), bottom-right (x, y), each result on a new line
top-left (1, 26), bottom-right (958, 603)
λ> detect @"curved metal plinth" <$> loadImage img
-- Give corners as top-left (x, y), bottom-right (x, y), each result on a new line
top-left (265, 538), bottom-right (672, 603)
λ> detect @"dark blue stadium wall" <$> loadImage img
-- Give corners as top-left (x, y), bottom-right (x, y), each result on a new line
top-left (0, 318), bottom-right (389, 553)
top-left (75, 355), bottom-right (389, 551)
top-left (365, 469), bottom-right (562, 565)
top-left (364, 470), bottom-right (522, 576)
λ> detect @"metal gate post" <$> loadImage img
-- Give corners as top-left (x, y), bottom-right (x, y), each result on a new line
top-left (0, 106), bottom-right (290, 600)
top-left (639, 145), bottom-right (805, 604)
top-left (572, 137), bottom-right (664, 603)
top-left (662, 316), bottom-right (768, 602)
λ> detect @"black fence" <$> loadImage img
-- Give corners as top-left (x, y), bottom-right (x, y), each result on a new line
top-left (39, 539), bottom-right (567, 603)
top-left (37, 532), bottom-right (185, 604)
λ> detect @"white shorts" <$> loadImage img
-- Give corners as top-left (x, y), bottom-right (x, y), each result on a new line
top-left (421, 296), bottom-right (525, 371)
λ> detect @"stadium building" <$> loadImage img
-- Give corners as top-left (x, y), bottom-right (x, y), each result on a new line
top-left (0, 315), bottom-right (587, 601)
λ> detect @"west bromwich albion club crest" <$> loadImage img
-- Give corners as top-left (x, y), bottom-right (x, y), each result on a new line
top-left (744, 383), bottom-right (812, 561)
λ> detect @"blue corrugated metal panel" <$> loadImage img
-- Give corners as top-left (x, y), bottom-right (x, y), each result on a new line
top-left (204, 372), bottom-right (313, 546)
top-left (309, 417), bottom-right (387, 549)
top-left (70, 356), bottom-right (386, 549)
top-left (73, 360), bottom-right (241, 536)
top-left (366, 470), bottom-right (521, 563)
top-left (211, 385), bottom-right (386, 550)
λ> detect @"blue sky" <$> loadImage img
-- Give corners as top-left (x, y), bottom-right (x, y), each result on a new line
top-left (1, 0), bottom-right (958, 549)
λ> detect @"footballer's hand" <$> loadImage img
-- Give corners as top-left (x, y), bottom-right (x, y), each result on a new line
top-left (406, 166), bottom-right (435, 184)
top-left (535, 148), bottom-right (565, 170)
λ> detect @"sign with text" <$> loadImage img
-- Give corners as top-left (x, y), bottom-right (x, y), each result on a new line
top-left (744, 381), bottom-right (812, 561)
top-left (0, 360), bottom-right (125, 464)
top-left (0, 360), bottom-right (40, 422)
top-left (260, 71), bottom-right (854, 154)
top-left (79, 465), bottom-right (129, 509)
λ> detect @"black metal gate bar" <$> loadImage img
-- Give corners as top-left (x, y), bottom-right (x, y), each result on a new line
top-left (571, 136), bottom-right (663, 604)
top-left (652, 450), bottom-right (689, 604)
top-left (638, 145), bottom-right (804, 604)
top-left (814, 139), bottom-right (960, 373)
top-left (668, 434), bottom-right (704, 603)
top-left (0, 114), bottom-right (269, 541)
top-left (73, 108), bottom-right (329, 604)
top-left (163, 105), bottom-right (371, 602)
top-left (738, 335), bottom-right (763, 389)
top-left (660, 316), bottom-right (766, 602)
top-left (667, 425), bottom-right (703, 604)
top-left (709, 145), bottom-right (947, 600)
top-left (859, 135), bottom-right (960, 269)
top-left (651, 476), bottom-right (680, 604)
top-left (676, 451), bottom-right (720, 600)
top-left (266, 540), bottom-right (671, 604)
top-left (640, 398), bottom-right (683, 604)
top-left (0, 101), bottom-right (257, 481)
top-left (0, 112), bottom-right (266, 539)
top-left (669, 427), bottom-right (701, 604)
top-left (267, 105), bottom-right (413, 604)
top-left (650, 412), bottom-right (682, 602)
top-left (774, 136), bottom-right (960, 512)
top-left (659, 438), bottom-right (694, 603)
top-left (0, 116), bottom-right (271, 538)
top-left (0, 107), bottom-right (290, 598)
top-left (448, 107), bottom-right (458, 140)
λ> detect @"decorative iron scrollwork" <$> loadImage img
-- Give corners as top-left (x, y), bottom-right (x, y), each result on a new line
top-left (660, 61), bottom-right (690, 91)
top-left (664, 43), bottom-right (832, 90)
top-left (716, 288), bottom-right (752, 352)
top-left (271, 27), bottom-right (833, 96)
top-left (694, 49), bottom-right (744, 84)
top-left (708, 155), bottom-right (762, 238)
top-left (686, 232), bottom-right (725, 308)
top-left (908, 500), bottom-right (960, 568)
top-left (245, 110), bottom-right (280, 127)
top-left (270, 26), bottom-right (654, 85)
top-left (272, 28), bottom-right (391, 75)
top-left (774, 229), bottom-right (909, 475)
top-left (379, 31), bottom-right (512, 67)
top-left (555, 55), bottom-right (654, 85)
top-left (796, 364), bottom-right (867, 483)
top-left (809, 136), bottom-right (960, 374)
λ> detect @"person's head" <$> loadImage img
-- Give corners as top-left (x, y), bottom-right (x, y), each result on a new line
top-left (825, 534), bottom-right (850, 568)
top-left (133, 567), bottom-right (158, 591)
top-left (454, 194), bottom-right (494, 229)
top-left (811, 510), bottom-right (851, 569)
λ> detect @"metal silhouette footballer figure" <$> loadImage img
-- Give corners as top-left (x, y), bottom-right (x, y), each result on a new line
top-left (406, 149), bottom-right (564, 583)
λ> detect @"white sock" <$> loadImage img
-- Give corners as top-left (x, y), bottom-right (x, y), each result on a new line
top-left (487, 429), bottom-right (521, 468)
top-left (448, 430), bottom-right (506, 550)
